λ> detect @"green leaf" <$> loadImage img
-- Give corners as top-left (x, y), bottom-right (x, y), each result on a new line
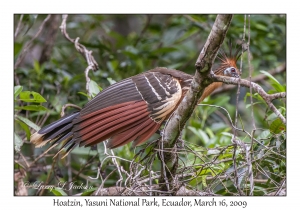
top-left (260, 70), bottom-right (280, 84)
top-left (244, 93), bottom-right (266, 104)
top-left (33, 60), bottom-right (41, 75)
top-left (257, 130), bottom-right (271, 140)
top-left (15, 115), bottom-right (40, 131)
top-left (202, 175), bottom-right (207, 188)
top-left (15, 119), bottom-right (31, 140)
top-left (51, 188), bottom-right (67, 196)
top-left (255, 23), bottom-right (268, 31)
top-left (270, 82), bottom-right (286, 92)
top-left (107, 78), bottom-right (116, 85)
top-left (78, 92), bottom-right (89, 98)
top-left (205, 127), bottom-right (215, 139)
top-left (14, 42), bottom-right (23, 57)
top-left (89, 80), bottom-right (101, 98)
top-left (221, 132), bottom-right (233, 137)
top-left (246, 102), bottom-right (263, 109)
top-left (81, 188), bottom-right (97, 196)
top-left (207, 149), bottom-right (220, 155)
top-left (14, 86), bottom-right (23, 99)
top-left (270, 118), bottom-right (285, 134)
top-left (188, 126), bottom-right (209, 145)
top-left (152, 47), bottom-right (177, 54)
top-left (15, 105), bottom-right (48, 111)
top-left (19, 91), bottom-right (47, 103)
top-left (14, 132), bottom-right (23, 152)
top-left (266, 112), bottom-right (281, 121)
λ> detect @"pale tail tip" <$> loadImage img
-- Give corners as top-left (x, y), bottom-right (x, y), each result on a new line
top-left (30, 132), bottom-right (49, 148)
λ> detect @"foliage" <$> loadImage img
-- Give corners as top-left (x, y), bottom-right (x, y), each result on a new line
top-left (14, 14), bottom-right (286, 196)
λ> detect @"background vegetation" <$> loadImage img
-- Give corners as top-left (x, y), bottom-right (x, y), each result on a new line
top-left (14, 14), bottom-right (286, 196)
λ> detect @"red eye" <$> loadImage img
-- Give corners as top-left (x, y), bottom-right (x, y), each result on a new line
top-left (231, 68), bottom-right (236, 72)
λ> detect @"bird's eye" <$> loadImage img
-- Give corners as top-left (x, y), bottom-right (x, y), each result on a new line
top-left (231, 68), bottom-right (236, 73)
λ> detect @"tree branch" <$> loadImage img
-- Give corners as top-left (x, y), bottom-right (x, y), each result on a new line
top-left (163, 14), bottom-right (233, 147)
top-left (60, 103), bottom-right (82, 117)
top-left (212, 63), bottom-right (286, 95)
top-left (160, 14), bottom-right (233, 191)
top-left (212, 75), bottom-right (286, 124)
top-left (59, 14), bottom-right (99, 98)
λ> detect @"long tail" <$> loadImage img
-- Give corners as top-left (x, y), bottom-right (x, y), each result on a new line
top-left (30, 112), bottom-right (80, 157)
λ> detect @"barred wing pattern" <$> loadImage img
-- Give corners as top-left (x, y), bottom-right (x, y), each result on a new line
top-left (31, 68), bottom-right (192, 155)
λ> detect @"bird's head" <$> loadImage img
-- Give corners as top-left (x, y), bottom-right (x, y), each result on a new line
top-left (214, 44), bottom-right (242, 78)
top-left (198, 43), bottom-right (242, 103)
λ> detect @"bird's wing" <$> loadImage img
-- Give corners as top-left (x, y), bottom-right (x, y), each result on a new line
top-left (72, 70), bottom-right (183, 148)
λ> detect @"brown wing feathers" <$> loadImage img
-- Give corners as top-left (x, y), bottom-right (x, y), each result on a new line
top-left (30, 68), bottom-right (188, 156)
top-left (77, 101), bottom-right (151, 147)
top-left (108, 118), bottom-right (159, 148)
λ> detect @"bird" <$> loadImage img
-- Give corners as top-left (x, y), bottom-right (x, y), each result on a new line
top-left (30, 47), bottom-right (241, 158)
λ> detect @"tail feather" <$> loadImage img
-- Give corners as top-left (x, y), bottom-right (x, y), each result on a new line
top-left (30, 101), bottom-right (162, 157)
top-left (133, 122), bottom-right (161, 146)
top-left (30, 112), bottom-right (79, 148)
top-left (44, 123), bottom-right (73, 141)
top-left (51, 131), bottom-right (73, 145)
top-left (38, 112), bottom-right (79, 134)
top-left (108, 118), bottom-right (157, 148)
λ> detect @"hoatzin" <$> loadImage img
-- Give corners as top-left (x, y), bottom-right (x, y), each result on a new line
top-left (30, 48), bottom-right (241, 157)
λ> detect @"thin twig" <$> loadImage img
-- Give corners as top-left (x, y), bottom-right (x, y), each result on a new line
top-left (197, 104), bottom-right (285, 158)
top-left (246, 14), bottom-right (255, 196)
top-left (38, 156), bottom-right (57, 195)
top-left (60, 103), bottom-right (82, 117)
top-left (67, 154), bottom-right (72, 195)
top-left (275, 180), bottom-right (286, 196)
top-left (212, 63), bottom-right (286, 95)
top-left (231, 14), bottom-right (247, 195)
top-left (14, 14), bottom-right (24, 38)
top-left (212, 75), bottom-right (286, 124)
top-left (59, 14), bottom-right (99, 98)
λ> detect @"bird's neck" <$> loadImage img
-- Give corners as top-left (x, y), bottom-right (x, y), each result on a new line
top-left (198, 82), bottom-right (223, 103)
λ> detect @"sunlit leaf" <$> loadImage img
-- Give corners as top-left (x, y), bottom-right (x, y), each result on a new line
top-left (19, 91), bottom-right (47, 103)
top-left (15, 105), bottom-right (48, 111)
top-left (257, 130), bottom-right (271, 140)
top-left (78, 91), bottom-right (90, 98)
top-left (15, 115), bottom-right (40, 131)
top-left (188, 126), bottom-right (209, 145)
top-left (207, 149), bottom-right (220, 155)
top-left (14, 85), bottom-right (23, 99)
top-left (89, 80), bottom-right (101, 98)
top-left (107, 78), bottom-right (116, 85)
top-left (51, 188), bottom-right (67, 196)
top-left (81, 188), bottom-right (97, 196)
top-left (260, 70), bottom-right (280, 84)
top-left (270, 118), bottom-right (285, 134)
top-left (202, 175), bottom-right (207, 188)
top-left (15, 119), bottom-right (31, 140)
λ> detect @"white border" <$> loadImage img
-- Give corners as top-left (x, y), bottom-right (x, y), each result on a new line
top-left (3, 1), bottom-right (297, 209)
